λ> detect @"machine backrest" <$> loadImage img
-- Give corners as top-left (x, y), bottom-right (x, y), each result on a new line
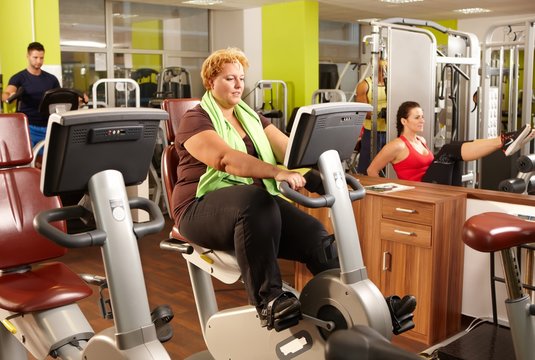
top-left (0, 113), bottom-right (66, 269)
top-left (161, 98), bottom-right (200, 143)
top-left (161, 145), bottom-right (180, 221)
top-left (0, 113), bottom-right (33, 167)
top-left (161, 98), bottom-right (200, 219)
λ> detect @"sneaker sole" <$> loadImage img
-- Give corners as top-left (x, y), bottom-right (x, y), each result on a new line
top-left (505, 125), bottom-right (532, 156)
top-left (520, 129), bottom-right (535, 146)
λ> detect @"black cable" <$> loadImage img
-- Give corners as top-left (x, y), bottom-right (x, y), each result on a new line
top-left (242, 83), bottom-right (260, 100)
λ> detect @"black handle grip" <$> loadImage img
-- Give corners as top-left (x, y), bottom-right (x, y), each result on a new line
top-left (34, 197), bottom-right (164, 248)
top-left (345, 174), bottom-right (366, 201)
top-left (130, 197), bottom-right (165, 238)
top-left (6, 87), bottom-right (24, 104)
top-left (34, 205), bottom-right (107, 248)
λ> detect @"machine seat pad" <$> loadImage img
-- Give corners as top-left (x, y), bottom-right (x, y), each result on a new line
top-left (0, 262), bottom-right (92, 313)
top-left (463, 212), bottom-right (535, 252)
top-left (171, 225), bottom-right (188, 243)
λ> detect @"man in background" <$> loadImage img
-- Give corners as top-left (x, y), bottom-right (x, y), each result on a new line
top-left (2, 42), bottom-right (60, 147)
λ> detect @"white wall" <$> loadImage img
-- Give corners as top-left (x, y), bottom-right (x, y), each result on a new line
top-left (211, 8), bottom-right (262, 107)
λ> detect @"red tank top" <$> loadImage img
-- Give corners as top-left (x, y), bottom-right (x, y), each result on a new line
top-left (392, 136), bottom-right (434, 182)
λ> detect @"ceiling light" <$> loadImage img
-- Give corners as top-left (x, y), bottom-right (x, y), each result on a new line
top-left (182, 0), bottom-right (223, 5)
top-left (454, 7), bottom-right (491, 15)
top-left (61, 40), bottom-right (106, 48)
top-left (380, 0), bottom-right (423, 4)
top-left (112, 13), bottom-right (139, 19)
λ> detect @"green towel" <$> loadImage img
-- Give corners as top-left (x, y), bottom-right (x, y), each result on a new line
top-left (196, 91), bottom-right (280, 198)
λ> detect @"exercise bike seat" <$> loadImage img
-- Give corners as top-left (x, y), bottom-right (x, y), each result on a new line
top-left (0, 113), bottom-right (92, 314)
top-left (463, 212), bottom-right (535, 252)
top-left (170, 225), bottom-right (242, 284)
top-left (159, 99), bottom-right (242, 285)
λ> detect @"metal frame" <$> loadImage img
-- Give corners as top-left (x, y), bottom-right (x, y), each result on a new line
top-left (253, 80), bottom-right (288, 131)
top-left (365, 19), bottom-right (480, 186)
top-left (480, 18), bottom-right (535, 151)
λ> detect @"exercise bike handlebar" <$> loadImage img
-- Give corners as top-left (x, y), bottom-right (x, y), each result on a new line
top-left (129, 196), bottom-right (165, 238)
top-left (345, 174), bottom-right (366, 201)
top-left (279, 181), bottom-right (334, 208)
top-left (34, 197), bottom-right (164, 248)
top-left (34, 205), bottom-right (107, 248)
top-left (5, 86), bottom-right (24, 104)
top-left (279, 174), bottom-right (365, 208)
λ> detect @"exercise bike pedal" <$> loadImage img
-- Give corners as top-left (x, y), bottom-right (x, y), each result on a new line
top-left (386, 295), bottom-right (416, 335)
top-left (273, 312), bottom-right (302, 332)
top-left (151, 304), bottom-right (174, 343)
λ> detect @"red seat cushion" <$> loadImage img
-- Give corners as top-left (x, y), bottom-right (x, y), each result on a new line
top-left (0, 113), bottom-right (33, 167)
top-left (463, 212), bottom-right (535, 252)
top-left (0, 262), bottom-right (92, 313)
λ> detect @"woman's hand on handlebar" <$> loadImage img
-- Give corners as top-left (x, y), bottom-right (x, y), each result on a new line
top-left (275, 169), bottom-right (306, 191)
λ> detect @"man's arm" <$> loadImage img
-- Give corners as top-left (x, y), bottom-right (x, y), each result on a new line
top-left (2, 84), bottom-right (17, 103)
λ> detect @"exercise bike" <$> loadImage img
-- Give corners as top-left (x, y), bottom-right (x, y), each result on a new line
top-left (0, 107), bottom-right (172, 359)
top-left (5, 86), bottom-right (84, 167)
top-left (161, 102), bottom-right (416, 359)
top-left (463, 212), bottom-right (535, 360)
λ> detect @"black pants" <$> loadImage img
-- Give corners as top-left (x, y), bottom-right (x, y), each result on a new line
top-left (179, 185), bottom-right (336, 307)
top-left (421, 141), bottom-right (467, 186)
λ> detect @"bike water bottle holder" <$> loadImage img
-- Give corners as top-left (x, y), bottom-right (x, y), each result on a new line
top-left (98, 282), bottom-right (113, 320)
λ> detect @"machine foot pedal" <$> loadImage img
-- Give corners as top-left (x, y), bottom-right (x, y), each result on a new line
top-left (274, 312), bottom-right (302, 332)
top-left (386, 295), bottom-right (416, 335)
top-left (151, 304), bottom-right (174, 342)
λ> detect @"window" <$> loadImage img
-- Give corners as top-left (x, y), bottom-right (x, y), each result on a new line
top-left (59, 0), bottom-right (209, 104)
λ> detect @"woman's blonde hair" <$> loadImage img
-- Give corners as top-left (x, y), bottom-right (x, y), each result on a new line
top-left (201, 47), bottom-right (249, 90)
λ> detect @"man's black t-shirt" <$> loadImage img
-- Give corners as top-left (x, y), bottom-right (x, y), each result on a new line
top-left (8, 69), bottom-right (60, 126)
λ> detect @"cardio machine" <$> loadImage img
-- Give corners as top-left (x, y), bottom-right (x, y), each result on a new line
top-left (0, 107), bottom-right (172, 359)
top-left (463, 212), bottom-right (535, 360)
top-left (161, 102), bottom-right (416, 359)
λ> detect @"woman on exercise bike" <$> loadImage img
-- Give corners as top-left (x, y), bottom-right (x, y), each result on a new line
top-left (171, 48), bottom-right (337, 331)
top-left (367, 100), bottom-right (535, 185)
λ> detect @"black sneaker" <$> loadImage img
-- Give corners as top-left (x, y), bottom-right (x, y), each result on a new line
top-left (521, 129), bottom-right (535, 146)
top-left (502, 124), bottom-right (531, 156)
top-left (259, 292), bottom-right (301, 331)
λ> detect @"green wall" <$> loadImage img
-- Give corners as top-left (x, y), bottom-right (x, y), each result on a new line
top-left (131, 19), bottom-right (162, 70)
top-left (262, 1), bottom-right (318, 113)
top-left (1, 0), bottom-right (61, 112)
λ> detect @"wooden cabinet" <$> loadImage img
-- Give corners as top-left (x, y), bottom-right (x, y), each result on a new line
top-left (295, 177), bottom-right (466, 348)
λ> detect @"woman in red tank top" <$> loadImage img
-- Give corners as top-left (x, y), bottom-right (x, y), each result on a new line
top-left (367, 101), bottom-right (534, 186)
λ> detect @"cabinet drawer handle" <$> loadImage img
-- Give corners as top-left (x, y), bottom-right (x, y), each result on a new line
top-left (395, 207), bottom-right (416, 214)
top-left (394, 229), bottom-right (416, 236)
top-left (382, 251), bottom-right (391, 271)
